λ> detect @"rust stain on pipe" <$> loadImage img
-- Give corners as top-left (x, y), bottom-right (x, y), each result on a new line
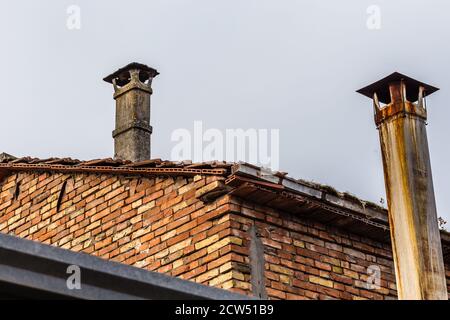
top-left (358, 74), bottom-right (447, 300)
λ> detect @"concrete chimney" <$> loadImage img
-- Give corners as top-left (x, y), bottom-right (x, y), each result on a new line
top-left (357, 72), bottom-right (447, 300)
top-left (103, 62), bottom-right (159, 162)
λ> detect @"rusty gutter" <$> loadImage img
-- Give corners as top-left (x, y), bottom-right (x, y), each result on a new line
top-left (225, 174), bottom-right (285, 190)
top-left (231, 163), bottom-right (389, 225)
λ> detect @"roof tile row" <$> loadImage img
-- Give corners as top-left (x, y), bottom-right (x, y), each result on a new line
top-left (0, 154), bottom-right (232, 170)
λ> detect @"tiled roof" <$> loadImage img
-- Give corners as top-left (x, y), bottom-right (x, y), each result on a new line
top-left (0, 156), bottom-right (233, 177)
top-left (0, 156), bottom-right (231, 169)
top-left (0, 153), bottom-right (16, 162)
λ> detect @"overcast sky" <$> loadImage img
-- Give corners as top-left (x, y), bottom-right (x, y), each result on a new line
top-left (1, 0), bottom-right (449, 224)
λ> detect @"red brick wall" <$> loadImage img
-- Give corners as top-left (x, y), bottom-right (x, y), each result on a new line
top-left (227, 197), bottom-right (398, 299)
top-left (0, 172), bottom-right (240, 290)
top-left (0, 171), bottom-right (449, 299)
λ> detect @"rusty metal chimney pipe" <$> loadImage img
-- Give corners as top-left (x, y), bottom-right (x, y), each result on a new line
top-left (357, 73), bottom-right (447, 300)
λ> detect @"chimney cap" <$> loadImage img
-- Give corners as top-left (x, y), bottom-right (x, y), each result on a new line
top-left (103, 62), bottom-right (159, 86)
top-left (356, 72), bottom-right (439, 104)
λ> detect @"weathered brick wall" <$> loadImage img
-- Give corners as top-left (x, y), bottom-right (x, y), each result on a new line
top-left (227, 198), bottom-right (450, 299)
top-left (227, 198), bottom-right (398, 299)
top-left (0, 172), bottom-right (240, 290)
top-left (0, 171), bottom-right (449, 299)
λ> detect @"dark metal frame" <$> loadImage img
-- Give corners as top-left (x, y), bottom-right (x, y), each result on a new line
top-left (0, 233), bottom-right (251, 300)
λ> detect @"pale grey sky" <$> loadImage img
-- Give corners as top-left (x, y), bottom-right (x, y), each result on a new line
top-left (1, 0), bottom-right (449, 223)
